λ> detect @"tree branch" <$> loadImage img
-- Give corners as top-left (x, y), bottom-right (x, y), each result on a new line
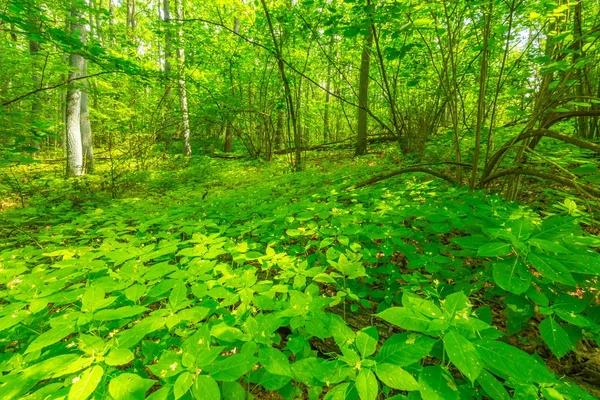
top-left (1, 71), bottom-right (122, 107)
top-left (352, 167), bottom-right (458, 189)
top-left (481, 168), bottom-right (600, 198)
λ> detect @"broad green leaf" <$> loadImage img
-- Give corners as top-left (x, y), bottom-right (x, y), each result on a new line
top-left (507, 218), bottom-right (536, 241)
top-left (313, 360), bottom-right (350, 385)
top-left (312, 273), bottom-right (337, 284)
top-left (356, 326), bottom-right (378, 358)
top-left (534, 216), bottom-right (581, 241)
top-left (0, 355), bottom-right (81, 398)
top-left (93, 306), bottom-right (147, 321)
top-left (0, 309), bottom-right (29, 332)
top-left (402, 293), bottom-right (443, 318)
top-left (443, 291), bottom-right (471, 317)
top-left (174, 372), bottom-right (194, 399)
top-left (377, 307), bottom-right (431, 333)
top-left (211, 323), bottom-right (249, 342)
top-left (169, 280), bottom-right (188, 309)
top-left (528, 252), bottom-right (575, 286)
top-left (108, 373), bottom-right (155, 400)
top-left (418, 366), bottom-right (459, 400)
top-left (330, 314), bottom-right (356, 348)
top-left (125, 284), bottom-right (146, 302)
top-left (443, 331), bottom-right (482, 383)
top-left (478, 242), bottom-right (512, 257)
top-left (355, 368), bottom-right (378, 400)
top-left (528, 239), bottom-right (570, 254)
top-left (475, 340), bottom-right (555, 383)
top-left (30, 299), bottom-right (49, 314)
top-left (259, 347), bottom-right (291, 377)
top-left (146, 387), bottom-right (171, 400)
top-left (209, 354), bottom-right (258, 381)
top-left (562, 254), bottom-right (600, 275)
top-left (477, 370), bottom-right (511, 400)
top-left (375, 363), bottom-right (419, 391)
top-left (105, 348), bottom-right (134, 366)
top-left (539, 317), bottom-right (571, 358)
top-left (492, 257), bottom-right (531, 294)
top-left (114, 316), bottom-right (165, 349)
top-left (68, 365), bottom-right (104, 400)
top-left (376, 333), bottom-right (436, 366)
top-left (554, 309), bottom-right (593, 327)
top-left (221, 381), bottom-right (246, 400)
top-left (191, 375), bottom-right (220, 400)
top-left (82, 286), bottom-right (105, 313)
top-left (189, 346), bottom-right (225, 368)
top-left (248, 369), bottom-right (290, 390)
top-left (323, 383), bottom-right (354, 400)
top-left (25, 323), bottom-right (76, 354)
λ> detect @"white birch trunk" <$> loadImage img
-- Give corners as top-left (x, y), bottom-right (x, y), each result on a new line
top-left (81, 59), bottom-right (93, 173)
top-left (66, 10), bottom-right (85, 177)
top-left (175, 0), bottom-right (191, 156)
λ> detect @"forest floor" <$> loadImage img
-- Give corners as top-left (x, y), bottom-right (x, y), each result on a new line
top-left (1, 149), bottom-right (599, 399)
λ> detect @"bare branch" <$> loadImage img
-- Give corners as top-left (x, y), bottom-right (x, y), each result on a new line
top-left (481, 168), bottom-right (600, 198)
top-left (352, 167), bottom-right (458, 189)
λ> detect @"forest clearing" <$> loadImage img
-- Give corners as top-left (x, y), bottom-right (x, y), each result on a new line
top-left (1, 0), bottom-right (600, 399)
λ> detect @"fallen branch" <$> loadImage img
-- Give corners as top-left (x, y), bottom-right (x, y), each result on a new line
top-left (274, 135), bottom-right (398, 155)
top-left (210, 153), bottom-right (247, 160)
top-left (352, 166), bottom-right (458, 189)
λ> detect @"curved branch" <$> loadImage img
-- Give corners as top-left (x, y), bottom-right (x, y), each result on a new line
top-left (353, 167), bottom-right (458, 189)
top-left (481, 168), bottom-right (600, 198)
top-left (517, 129), bottom-right (600, 153)
top-left (1, 71), bottom-right (120, 107)
top-left (482, 128), bottom-right (600, 182)
top-left (543, 110), bottom-right (600, 129)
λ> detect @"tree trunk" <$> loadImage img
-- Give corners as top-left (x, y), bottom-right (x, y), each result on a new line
top-left (163, 0), bottom-right (173, 150)
top-left (175, 0), bottom-right (191, 156)
top-left (66, 10), bottom-right (85, 177)
top-left (81, 59), bottom-right (94, 173)
top-left (260, 0), bottom-right (301, 170)
top-left (29, 35), bottom-right (41, 150)
top-left (323, 36), bottom-right (334, 143)
top-left (224, 17), bottom-right (240, 153)
top-left (573, 0), bottom-right (589, 139)
top-left (355, 30), bottom-right (374, 157)
top-left (470, 0), bottom-right (492, 188)
top-left (275, 109), bottom-right (284, 151)
top-left (127, 0), bottom-right (136, 32)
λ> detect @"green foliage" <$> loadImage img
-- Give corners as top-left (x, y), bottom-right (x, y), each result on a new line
top-left (0, 156), bottom-right (599, 399)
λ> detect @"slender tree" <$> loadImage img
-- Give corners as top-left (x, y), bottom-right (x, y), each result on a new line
top-left (260, 0), bottom-right (302, 170)
top-left (66, 9), bottom-right (85, 177)
top-left (175, 0), bottom-right (191, 156)
top-left (355, 29), bottom-right (373, 157)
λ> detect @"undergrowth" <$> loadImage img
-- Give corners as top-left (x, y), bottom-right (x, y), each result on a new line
top-left (1, 153), bottom-right (599, 400)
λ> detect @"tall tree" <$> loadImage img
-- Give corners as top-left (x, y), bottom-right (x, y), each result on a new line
top-left (65, 9), bottom-right (85, 177)
top-left (355, 29), bottom-right (373, 157)
top-left (81, 59), bottom-right (93, 173)
top-left (224, 17), bottom-right (240, 153)
top-left (260, 0), bottom-right (302, 170)
top-left (175, 0), bottom-right (191, 156)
